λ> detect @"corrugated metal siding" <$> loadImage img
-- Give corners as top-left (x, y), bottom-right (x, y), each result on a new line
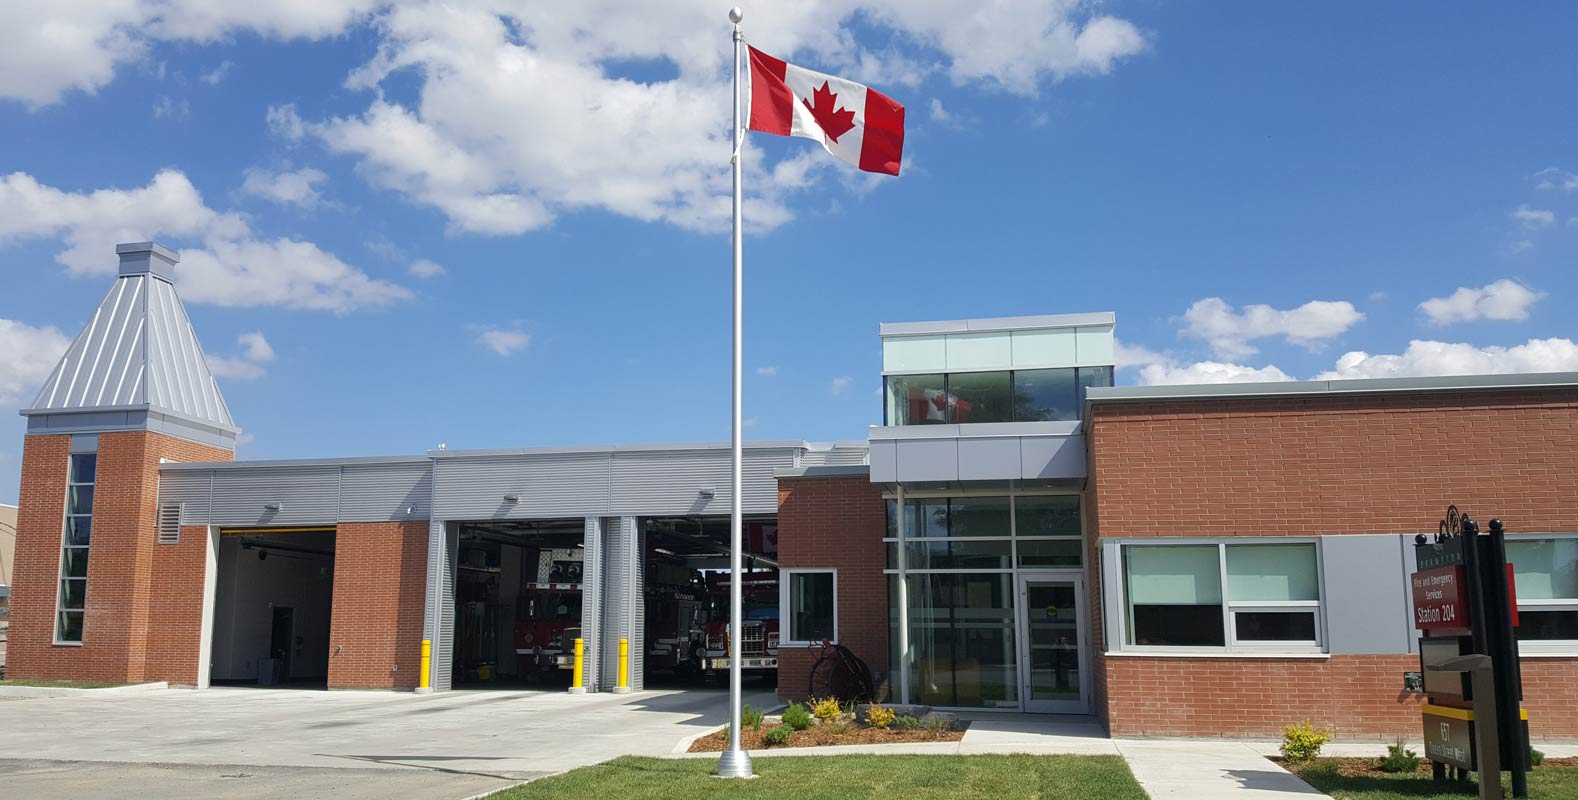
top-left (609, 448), bottom-right (793, 515)
top-left (433, 524), bottom-right (457, 692)
top-left (579, 516), bottom-right (602, 691)
top-left (158, 469), bottom-right (213, 524)
top-left (599, 517), bottom-right (633, 691)
top-left (631, 521), bottom-right (645, 692)
top-left (742, 449), bottom-right (795, 511)
top-left (210, 465), bottom-right (340, 526)
top-left (432, 454), bottom-right (611, 520)
top-left (801, 446), bottom-right (871, 467)
top-left (340, 462), bottom-right (433, 522)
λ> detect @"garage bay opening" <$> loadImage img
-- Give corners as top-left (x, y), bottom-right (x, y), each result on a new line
top-left (211, 528), bottom-right (337, 688)
top-left (453, 519), bottom-right (587, 689)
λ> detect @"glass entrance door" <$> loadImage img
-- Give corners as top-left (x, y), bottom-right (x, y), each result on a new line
top-left (1018, 574), bottom-right (1087, 713)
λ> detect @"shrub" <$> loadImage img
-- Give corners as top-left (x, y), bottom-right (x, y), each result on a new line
top-left (763, 725), bottom-right (793, 746)
top-left (1280, 720), bottom-right (1331, 762)
top-left (824, 721), bottom-right (853, 735)
top-left (811, 697), bottom-right (844, 724)
top-left (782, 702), bottom-right (814, 731)
top-left (923, 714), bottom-right (953, 734)
top-left (1379, 738), bottom-right (1419, 773)
top-left (892, 715), bottom-right (923, 731)
top-left (866, 704), bottom-right (897, 730)
top-left (742, 704), bottom-right (764, 730)
top-left (1531, 748), bottom-right (1545, 767)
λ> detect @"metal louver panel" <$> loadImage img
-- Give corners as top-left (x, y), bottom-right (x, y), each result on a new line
top-left (631, 520), bottom-right (646, 692)
top-left (599, 516), bottom-right (637, 691)
top-left (157, 502), bottom-right (183, 544)
top-left (579, 516), bottom-right (602, 691)
top-left (432, 522), bottom-right (457, 692)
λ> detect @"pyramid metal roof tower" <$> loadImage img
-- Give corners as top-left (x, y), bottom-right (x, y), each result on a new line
top-left (20, 243), bottom-right (240, 450)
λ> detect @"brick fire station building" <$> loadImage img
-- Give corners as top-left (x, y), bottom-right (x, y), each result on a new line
top-left (8, 243), bottom-right (1577, 740)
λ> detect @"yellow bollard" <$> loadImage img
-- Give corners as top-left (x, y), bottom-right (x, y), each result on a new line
top-left (569, 637), bottom-right (586, 694)
top-left (614, 637), bottom-right (631, 694)
top-left (418, 639), bottom-right (432, 691)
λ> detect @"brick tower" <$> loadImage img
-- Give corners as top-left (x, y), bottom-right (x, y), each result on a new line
top-left (8, 243), bottom-right (238, 683)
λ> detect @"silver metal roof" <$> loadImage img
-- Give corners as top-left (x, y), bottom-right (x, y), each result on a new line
top-left (22, 244), bottom-right (237, 434)
top-left (879, 311), bottom-right (1115, 337)
top-left (1087, 371), bottom-right (1578, 404)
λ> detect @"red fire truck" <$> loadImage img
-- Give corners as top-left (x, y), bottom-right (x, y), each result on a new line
top-left (700, 569), bottom-right (780, 677)
top-left (513, 549), bottom-right (584, 674)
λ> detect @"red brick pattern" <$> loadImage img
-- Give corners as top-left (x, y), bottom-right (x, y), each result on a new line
top-left (144, 525), bottom-right (216, 684)
top-left (7, 431), bottom-right (232, 683)
top-left (1089, 388), bottom-right (1578, 738)
top-left (776, 475), bottom-right (888, 702)
top-left (327, 521), bottom-right (430, 689)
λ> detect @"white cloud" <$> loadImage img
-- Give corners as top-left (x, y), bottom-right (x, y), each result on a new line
top-left (235, 432), bottom-right (256, 447)
top-left (1, 0), bottom-right (378, 107)
top-left (1511, 205), bottom-right (1555, 229)
top-left (206, 332), bottom-right (274, 379)
top-left (1419, 279), bottom-right (1545, 326)
top-left (1113, 339), bottom-right (1165, 370)
top-left (755, 366), bottom-right (779, 376)
top-left (0, 319), bottom-right (73, 405)
top-left (1137, 360), bottom-right (1295, 386)
top-left (200, 60), bottom-right (233, 85)
top-left (831, 376), bottom-right (852, 395)
top-left (266, 103), bottom-right (306, 141)
top-left (1532, 167), bottom-right (1578, 191)
top-left (408, 258), bottom-right (446, 278)
top-left (152, 95), bottom-right (190, 120)
top-left (1315, 339), bottom-right (1578, 380)
top-left (476, 328), bottom-right (530, 357)
top-left (1179, 297), bottom-right (1364, 359)
top-left (744, 416), bottom-right (759, 429)
top-left (241, 166), bottom-right (328, 207)
top-left (0, 169), bottom-right (411, 313)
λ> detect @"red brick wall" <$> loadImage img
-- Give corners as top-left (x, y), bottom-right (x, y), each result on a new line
top-left (144, 525), bottom-right (216, 685)
top-left (776, 475), bottom-right (888, 702)
top-left (326, 521), bottom-right (430, 690)
top-left (1089, 388), bottom-right (1578, 738)
top-left (7, 431), bottom-right (231, 684)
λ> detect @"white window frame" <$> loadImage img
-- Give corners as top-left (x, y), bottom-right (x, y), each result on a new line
top-left (781, 568), bottom-right (838, 646)
top-left (1114, 538), bottom-right (1327, 656)
top-left (1507, 533), bottom-right (1578, 657)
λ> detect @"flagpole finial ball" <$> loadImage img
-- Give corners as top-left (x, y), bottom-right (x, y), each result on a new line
top-left (729, 7), bottom-right (744, 24)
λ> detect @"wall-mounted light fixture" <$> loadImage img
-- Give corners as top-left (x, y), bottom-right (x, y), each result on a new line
top-left (503, 493), bottom-right (520, 503)
top-left (263, 502), bottom-right (283, 512)
top-left (698, 487), bottom-right (716, 499)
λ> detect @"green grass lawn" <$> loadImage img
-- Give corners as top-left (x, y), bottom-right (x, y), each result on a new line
top-left (1290, 758), bottom-right (1578, 799)
top-left (487, 754), bottom-right (1147, 800)
top-left (0, 678), bottom-right (128, 689)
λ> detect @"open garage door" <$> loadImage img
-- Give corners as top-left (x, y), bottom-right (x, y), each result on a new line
top-left (211, 527), bottom-right (337, 688)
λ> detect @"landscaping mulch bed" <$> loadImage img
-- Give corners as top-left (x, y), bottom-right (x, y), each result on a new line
top-left (1278, 756), bottom-right (1578, 777)
top-left (688, 723), bottom-right (966, 751)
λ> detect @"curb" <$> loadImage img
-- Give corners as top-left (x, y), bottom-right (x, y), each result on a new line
top-left (0, 681), bottom-right (169, 698)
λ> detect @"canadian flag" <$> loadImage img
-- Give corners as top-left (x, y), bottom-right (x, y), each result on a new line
top-left (747, 47), bottom-right (905, 176)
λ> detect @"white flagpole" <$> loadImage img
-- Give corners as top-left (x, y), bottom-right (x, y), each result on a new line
top-left (716, 5), bottom-right (754, 781)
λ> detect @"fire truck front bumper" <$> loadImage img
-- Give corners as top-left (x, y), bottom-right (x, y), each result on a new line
top-left (703, 656), bottom-right (778, 670)
top-left (516, 649), bottom-right (576, 669)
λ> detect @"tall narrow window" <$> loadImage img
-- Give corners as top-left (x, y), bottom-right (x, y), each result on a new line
top-left (58, 453), bottom-right (96, 643)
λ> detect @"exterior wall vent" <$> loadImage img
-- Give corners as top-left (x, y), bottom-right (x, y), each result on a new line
top-left (157, 502), bottom-right (183, 544)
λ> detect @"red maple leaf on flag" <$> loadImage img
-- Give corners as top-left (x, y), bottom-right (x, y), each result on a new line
top-left (802, 81), bottom-right (857, 142)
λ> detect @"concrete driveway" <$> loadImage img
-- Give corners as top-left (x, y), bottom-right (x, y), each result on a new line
top-left (0, 684), bottom-right (777, 799)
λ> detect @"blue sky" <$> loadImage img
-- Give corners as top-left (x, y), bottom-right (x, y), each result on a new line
top-left (3, 2), bottom-right (1577, 503)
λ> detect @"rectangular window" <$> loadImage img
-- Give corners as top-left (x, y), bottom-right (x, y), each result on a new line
top-left (57, 452), bottom-right (97, 643)
top-left (906, 572), bottom-right (1019, 708)
top-left (1507, 537), bottom-right (1578, 644)
top-left (1121, 541), bottom-right (1323, 652)
top-left (886, 366), bottom-right (1115, 426)
top-left (945, 371), bottom-right (1013, 423)
top-left (886, 373), bottom-right (948, 425)
top-left (783, 569), bottom-right (836, 645)
top-left (1013, 368), bottom-right (1078, 421)
top-left (885, 494), bottom-right (1083, 569)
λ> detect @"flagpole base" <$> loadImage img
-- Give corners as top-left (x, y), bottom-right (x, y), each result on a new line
top-left (715, 747), bottom-right (754, 778)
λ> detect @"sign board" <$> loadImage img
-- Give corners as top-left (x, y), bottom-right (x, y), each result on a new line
top-left (1423, 707), bottom-right (1477, 771)
top-left (1420, 636), bottom-right (1472, 702)
top-left (1417, 536), bottom-right (1465, 570)
top-left (1413, 566), bottom-right (1469, 632)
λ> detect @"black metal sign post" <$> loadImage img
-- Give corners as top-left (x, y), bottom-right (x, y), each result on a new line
top-left (1413, 506), bottom-right (1529, 799)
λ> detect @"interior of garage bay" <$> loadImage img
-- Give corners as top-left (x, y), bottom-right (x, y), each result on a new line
top-left (210, 528), bottom-right (337, 688)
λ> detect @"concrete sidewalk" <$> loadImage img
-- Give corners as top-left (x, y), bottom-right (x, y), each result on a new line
top-left (1116, 740), bottom-right (1325, 798)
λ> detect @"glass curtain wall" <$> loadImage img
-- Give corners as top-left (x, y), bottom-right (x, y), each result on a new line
top-left (885, 493), bottom-right (1082, 709)
top-left (885, 367), bottom-right (1114, 425)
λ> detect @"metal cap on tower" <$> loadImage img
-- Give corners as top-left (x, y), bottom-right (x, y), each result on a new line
top-left (116, 241), bottom-right (180, 281)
